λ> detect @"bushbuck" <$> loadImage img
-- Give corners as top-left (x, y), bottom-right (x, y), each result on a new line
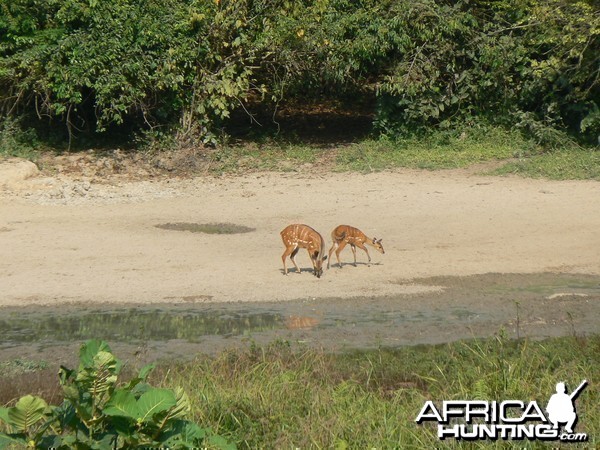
top-left (327, 225), bottom-right (384, 268)
top-left (280, 224), bottom-right (328, 278)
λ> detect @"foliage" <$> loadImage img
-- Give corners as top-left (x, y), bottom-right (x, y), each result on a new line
top-left (0, 0), bottom-right (598, 144)
top-left (375, 0), bottom-right (600, 140)
top-left (0, 339), bottom-right (233, 449)
top-left (161, 335), bottom-right (599, 448)
top-left (0, 336), bottom-right (598, 447)
top-left (492, 147), bottom-right (600, 180)
top-left (0, 117), bottom-right (40, 159)
top-left (0, 359), bottom-right (48, 378)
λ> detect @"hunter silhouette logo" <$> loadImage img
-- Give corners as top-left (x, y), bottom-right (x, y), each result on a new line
top-left (546, 380), bottom-right (587, 434)
top-left (415, 380), bottom-right (589, 442)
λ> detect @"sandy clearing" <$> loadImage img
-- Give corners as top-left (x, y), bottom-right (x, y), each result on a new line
top-left (1, 162), bottom-right (599, 307)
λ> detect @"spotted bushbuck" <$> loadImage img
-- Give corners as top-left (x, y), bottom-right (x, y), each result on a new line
top-left (280, 224), bottom-right (328, 278)
top-left (327, 225), bottom-right (384, 268)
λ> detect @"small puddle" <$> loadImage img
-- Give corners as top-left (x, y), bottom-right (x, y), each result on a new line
top-left (0, 273), bottom-right (598, 365)
top-left (155, 222), bottom-right (255, 234)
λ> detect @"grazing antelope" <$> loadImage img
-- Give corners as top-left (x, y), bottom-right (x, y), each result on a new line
top-left (327, 225), bottom-right (384, 268)
top-left (280, 224), bottom-right (328, 278)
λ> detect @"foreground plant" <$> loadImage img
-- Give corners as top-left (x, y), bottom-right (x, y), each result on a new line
top-left (0, 340), bottom-right (233, 449)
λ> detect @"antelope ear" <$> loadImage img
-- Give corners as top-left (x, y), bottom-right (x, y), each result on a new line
top-left (378, 239), bottom-right (383, 244)
top-left (323, 255), bottom-right (328, 261)
top-left (372, 238), bottom-right (377, 243)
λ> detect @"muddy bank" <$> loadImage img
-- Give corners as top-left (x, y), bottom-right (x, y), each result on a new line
top-left (1, 273), bottom-right (598, 368)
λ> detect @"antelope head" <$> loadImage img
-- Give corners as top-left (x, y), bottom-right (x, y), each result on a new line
top-left (312, 251), bottom-right (327, 278)
top-left (372, 237), bottom-right (385, 254)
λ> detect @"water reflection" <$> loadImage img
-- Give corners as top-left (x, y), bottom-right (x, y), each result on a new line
top-left (2, 273), bottom-right (598, 354)
top-left (285, 316), bottom-right (319, 330)
top-left (0, 309), bottom-right (283, 345)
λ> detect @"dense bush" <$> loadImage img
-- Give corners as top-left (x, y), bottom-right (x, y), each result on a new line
top-left (0, 340), bottom-right (232, 449)
top-left (375, 0), bottom-right (599, 142)
top-left (0, 0), bottom-right (598, 145)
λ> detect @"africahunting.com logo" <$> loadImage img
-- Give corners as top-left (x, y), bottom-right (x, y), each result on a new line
top-left (416, 380), bottom-right (589, 442)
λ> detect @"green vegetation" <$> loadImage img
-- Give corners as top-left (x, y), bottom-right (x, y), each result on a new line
top-left (158, 334), bottom-right (598, 448)
top-left (0, 118), bottom-right (40, 160)
top-left (204, 126), bottom-right (598, 177)
top-left (1, 0), bottom-right (598, 146)
top-left (205, 142), bottom-right (322, 173)
top-left (492, 148), bottom-right (600, 180)
top-left (0, 360), bottom-right (48, 378)
top-left (0, 0), bottom-right (598, 179)
top-left (2, 335), bottom-right (598, 448)
top-left (0, 340), bottom-right (232, 449)
top-left (0, 309), bottom-right (280, 344)
top-left (335, 126), bottom-right (535, 171)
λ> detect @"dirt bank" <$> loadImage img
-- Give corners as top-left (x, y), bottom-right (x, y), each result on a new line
top-left (1, 157), bottom-right (599, 307)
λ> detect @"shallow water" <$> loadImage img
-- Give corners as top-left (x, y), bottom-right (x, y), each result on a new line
top-left (0, 273), bottom-right (598, 365)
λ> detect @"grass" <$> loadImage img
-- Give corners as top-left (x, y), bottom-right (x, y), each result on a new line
top-left (492, 147), bottom-right (600, 180)
top-left (3, 116), bottom-right (599, 180)
top-left (206, 141), bottom-right (321, 174)
top-left (0, 118), bottom-right (41, 161)
top-left (210, 127), bottom-right (600, 180)
top-left (335, 126), bottom-right (534, 172)
top-left (0, 359), bottom-right (48, 378)
top-left (0, 335), bottom-right (597, 447)
top-left (209, 125), bottom-right (542, 175)
top-left (153, 334), bottom-right (599, 448)
top-left (207, 126), bottom-right (600, 180)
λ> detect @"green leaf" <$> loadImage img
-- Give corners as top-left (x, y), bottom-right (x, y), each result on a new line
top-left (58, 366), bottom-right (75, 386)
top-left (94, 350), bottom-right (118, 369)
top-left (160, 420), bottom-right (207, 447)
top-left (88, 432), bottom-right (118, 449)
top-left (138, 363), bottom-right (155, 381)
top-left (0, 408), bottom-right (9, 425)
top-left (169, 387), bottom-right (191, 420)
top-left (137, 389), bottom-right (177, 423)
top-left (103, 390), bottom-right (139, 419)
top-left (0, 433), bottom-right (28, 450)
top-left (7, 395), bottom-right (47, 432)
top-left (207, 433), bottom-right (236, 450)
top-left (79, 340), bottom-right (113, 368)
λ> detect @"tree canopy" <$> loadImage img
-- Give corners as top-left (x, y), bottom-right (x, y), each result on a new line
top-left (1, 0), bottom-right (598, 144)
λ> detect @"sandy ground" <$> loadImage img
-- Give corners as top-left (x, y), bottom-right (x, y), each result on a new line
top-left (1, 157), bottom-right (599, 307)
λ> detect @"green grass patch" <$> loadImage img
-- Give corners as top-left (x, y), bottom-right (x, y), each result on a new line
top-left (0, 359), bottom-right (48, 378)
top-left (336, 127), bottom-right (534, 172)
top-left (212, 126), bottom-right (600, 180)
top-left (157, 335), bottom-right (599, 448)
top-left (492, 148), bottom-right (600, 180)
top-left (208, 141), bottom-right (321, 174)
top-left (0, 118), bottom-right (41, 161)
top-left (210, 126), bottom-right (536, 174)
